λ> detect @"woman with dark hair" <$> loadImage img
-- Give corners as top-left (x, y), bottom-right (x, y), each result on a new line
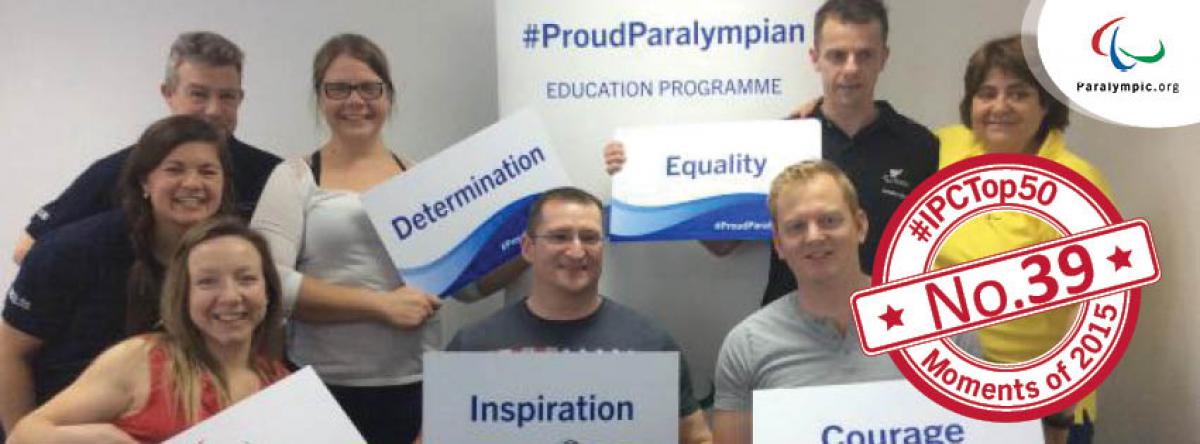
top-left (251, 33), bottom-right (438, 443)
top-left (935, 35), bottom-right (1110, 443)
top-left (0, 115), bottom-right (234, 433)
top-left (251, 33), bottom-right (520, 443)
top-left (7, 217), bottom-right (287, 443)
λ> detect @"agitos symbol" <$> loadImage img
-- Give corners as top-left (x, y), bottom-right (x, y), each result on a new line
top-left (1091, 17), bottom-right (1165, 72)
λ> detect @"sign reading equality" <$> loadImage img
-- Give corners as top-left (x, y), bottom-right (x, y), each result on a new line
top-left (423, 352), bottom-right (678, 443)
top-left (610, 119), bottom-right (819, 241)
top-left (361, 109), bottom-right (571, 297)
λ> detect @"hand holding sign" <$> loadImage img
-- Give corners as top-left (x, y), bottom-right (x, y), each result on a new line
top-left (374, 286), bottom-right (442, 329)
top-left (609, 119), bottom-right (820, 242)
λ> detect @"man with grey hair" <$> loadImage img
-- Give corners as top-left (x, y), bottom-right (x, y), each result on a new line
top-left (0, 31), bottom-right (278, 435)
top-left (9, 31), bottom-right (279, 264)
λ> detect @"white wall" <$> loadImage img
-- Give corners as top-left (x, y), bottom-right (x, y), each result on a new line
top-left (1, 1), bottom-right (1195, 441)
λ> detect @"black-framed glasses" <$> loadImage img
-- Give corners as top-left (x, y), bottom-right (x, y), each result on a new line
top-left (322, 81), bottom-right (386, 100)
top-left (531, 230), bottom-right (603, 246)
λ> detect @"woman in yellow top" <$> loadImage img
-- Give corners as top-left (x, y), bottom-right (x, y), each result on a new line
top-left (936, 35), bottom-right (1110, 443)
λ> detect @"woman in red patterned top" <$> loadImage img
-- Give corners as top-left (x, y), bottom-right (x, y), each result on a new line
top-left (7, 217), bottom-right (287, 443)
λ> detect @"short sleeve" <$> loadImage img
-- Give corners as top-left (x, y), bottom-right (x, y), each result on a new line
top-left (3, 238), bottom-right (81, 339)
top-left (676, 349), bottom-right (700, 417)
top-left (713, 324), bottom-right (755, 412)
top-left (26, 150), bottom-right (126, 238)
top-left (250, 159), bottom-right (314, 315)
top-left (444, 331), bottom-right (465, 351)
top-left (654, 330), bottom-right (700, 417)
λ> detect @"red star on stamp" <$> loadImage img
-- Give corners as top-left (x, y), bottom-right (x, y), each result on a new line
top-left (879, 305), bottom-right (904, 330)
top-left (1107, 246), bottom-right (1132, 270)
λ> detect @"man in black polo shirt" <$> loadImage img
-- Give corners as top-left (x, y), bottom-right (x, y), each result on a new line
top-left (760, 0), bottom-right (937, 304)
top-left (602, 0), bottom-right (938, 306)
top-left (9, 31), bottom-right (280, 264)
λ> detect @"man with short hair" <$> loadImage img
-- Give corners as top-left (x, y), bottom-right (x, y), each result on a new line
top-left (446, 186), bottom-right (713, 444)
top-left (759, 0), bottom-right (937, 304)
top-left (10, 31), bottom-right (280, 264)
top-left (0, 31), bottom-right (279, 434)
top-left (602, 0), bottom-right (938, 306)
top-left (711, 161), bottom-right (976, 443)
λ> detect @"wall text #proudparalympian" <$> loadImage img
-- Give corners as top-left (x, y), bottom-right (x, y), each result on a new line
top-left (522, 18), bottom-right (804, 51)
top-left (391, 147), bottom-right (546, 240)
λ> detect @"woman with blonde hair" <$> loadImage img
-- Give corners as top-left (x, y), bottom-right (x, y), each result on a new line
top-left (6, 217), bottom-right (287, 443)
top-left (0, 115), bottom-right (236, 434)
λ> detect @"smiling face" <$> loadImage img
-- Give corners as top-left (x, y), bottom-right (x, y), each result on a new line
top-left (772, 173), bottom-right (867, 286)
top-left (810, 16), bottom-right (889, 112)
top-left (522, 199), bottom-right (604, 299)
top-left (318, 55), bottom-right (390, 142)
top-left (187, 235), bottom-right (268, 349)
top-left (161, 61), bottom-right (243, 138)
top-left (142, 141), bottom-right (224, 235)
top-left (970, 68), bottom-right (1049, 154)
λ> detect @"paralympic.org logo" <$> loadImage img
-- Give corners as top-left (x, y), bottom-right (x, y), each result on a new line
top-left (1090, 17), bottom-right (1165, 72)
top-left (1028, 0), bottom-right (1200, 127)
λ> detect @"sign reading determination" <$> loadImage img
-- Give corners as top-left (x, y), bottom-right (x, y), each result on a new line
top-left (610, 119), bottom-right (819, 241)
top-left (424, 352), bottom-right (677, 443)
top-left (361, 109), bottom-right (571, 297)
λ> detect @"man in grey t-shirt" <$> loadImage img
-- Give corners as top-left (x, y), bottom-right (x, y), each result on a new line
top-left (712, 160), bottom-right (978, 443)
top-left (446, 187), bottom-right (713, 444)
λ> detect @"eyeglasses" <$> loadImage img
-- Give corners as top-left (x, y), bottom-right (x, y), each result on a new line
top-left (531, 231), bottom-right (604, 246)
top-left (322, 81), bottom-right (386, 100)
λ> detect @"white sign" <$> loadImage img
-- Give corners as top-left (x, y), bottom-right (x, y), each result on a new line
top-left (753, 379), bottom-right (1043, 444)
top-left (498, 0), bottom-right (823, 403)
top-left (424, 352), bottom-right (678, 443)
top-left (611, 119), bottom-right (819, 241)
top-left (362, 109), bottom-right (571, 296)
top-left (166, 367), bottom-right (364, 443)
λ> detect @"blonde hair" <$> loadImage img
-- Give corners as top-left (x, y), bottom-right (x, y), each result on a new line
top-left (767, 160), bottom-right (862, 224)
top-left (157, 217), bottom-right (284, 424)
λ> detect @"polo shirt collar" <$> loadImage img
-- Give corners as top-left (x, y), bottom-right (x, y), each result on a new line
top-left (812, 99), bottom-right (906, 139)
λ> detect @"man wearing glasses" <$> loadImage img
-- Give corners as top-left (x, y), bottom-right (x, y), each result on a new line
top-left (9, 31), bottom-right (280, 264)
top-left (446, 186), bottom-right (714, 444)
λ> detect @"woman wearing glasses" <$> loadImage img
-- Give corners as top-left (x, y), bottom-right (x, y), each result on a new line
top-left (251, 34), bottom-right (455, 443)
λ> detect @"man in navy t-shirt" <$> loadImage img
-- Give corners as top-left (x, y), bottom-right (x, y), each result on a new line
top-left (0, 31), bottom-right (279, 436)
top-left (10, 31), bottom-right (279, 265)
top-left (447, 187), bottom-right (714, 444)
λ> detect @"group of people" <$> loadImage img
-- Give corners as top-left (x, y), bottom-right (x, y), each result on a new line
top-left (603, 1), bottom-right (1108, 444)
top-left (0, 0), bottom-right (1109, 443)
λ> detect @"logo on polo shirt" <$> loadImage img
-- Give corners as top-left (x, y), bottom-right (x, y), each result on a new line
top-left (7, 288), bottom-right (31, 310)
top-left (882, 168), bottom-right (910, 187)
top-left (881, 168), bottom-right (912, 200)
top-left (1091, 17), bottom-right (1165, 72)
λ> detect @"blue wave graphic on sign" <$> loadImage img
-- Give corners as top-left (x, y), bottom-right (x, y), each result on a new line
top-left (400, 194), bottom-right (538, 296)
top-left (609, 193), bottom-right (772, 242)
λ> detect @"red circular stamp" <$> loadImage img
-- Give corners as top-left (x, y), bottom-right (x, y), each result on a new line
top-left (850, 154), bottom-right (1160, 421)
